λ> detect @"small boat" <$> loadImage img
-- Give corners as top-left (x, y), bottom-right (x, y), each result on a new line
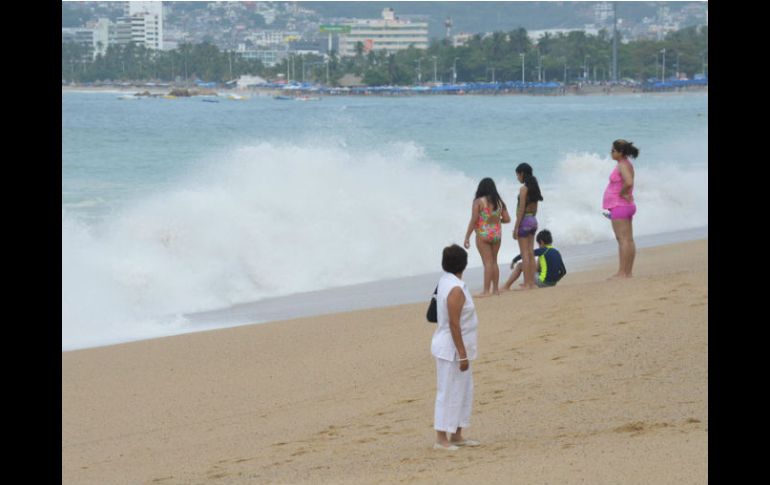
top-left (295, 96), bottom-right (321, 101)
top-left (202, 98), bottom-right (220, 103)
top-left (274, 95), bottom-right (293, 100)
top-left (117, 94), bottom-right (140, 100)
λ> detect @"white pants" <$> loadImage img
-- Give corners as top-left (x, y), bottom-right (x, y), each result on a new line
top-left (434, 357), bottom-right (473, 434)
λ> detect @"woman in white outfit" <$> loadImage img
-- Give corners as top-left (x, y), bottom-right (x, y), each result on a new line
top-left (431, 244), bottom-right (481, 450)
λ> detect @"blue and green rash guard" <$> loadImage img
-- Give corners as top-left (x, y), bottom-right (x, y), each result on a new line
top-left (512, 245), bottom-right (567, 284)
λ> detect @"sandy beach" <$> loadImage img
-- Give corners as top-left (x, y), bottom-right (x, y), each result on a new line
top-left (62, 238), bottom-right (707, 484)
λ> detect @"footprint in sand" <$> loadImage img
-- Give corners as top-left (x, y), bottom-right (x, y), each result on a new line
top-left (613, 421), bottom-right (672, 435)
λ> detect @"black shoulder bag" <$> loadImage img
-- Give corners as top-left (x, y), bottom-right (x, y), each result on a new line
top-left (426, 286), bottom-right (438, 323)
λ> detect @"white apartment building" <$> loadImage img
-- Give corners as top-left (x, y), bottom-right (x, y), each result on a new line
top-left (62, 18), bottom-right (110, 60)
top-left (338, 8), bottom-right (428, 57)
top-left (86, 18), bottom-right (110, 56)
top-left (114, 1), bottom-right (164, 50)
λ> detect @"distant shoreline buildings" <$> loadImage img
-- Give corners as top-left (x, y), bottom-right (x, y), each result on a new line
top-left (115, 1), bottom-right (164, 51)
top-left (62, 1), bottom-right (164, 60)
top-left (338, 8), bottom-right (429, 57)
top-left (62, 2), bottom-right (707, 63)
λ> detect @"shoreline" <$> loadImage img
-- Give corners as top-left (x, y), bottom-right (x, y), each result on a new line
top-left (62, 84), bottom-right (707, 98)
top-left (62, 226), bottom-right (707, 352)
top-left (63, 238), bottom-right (708, 484)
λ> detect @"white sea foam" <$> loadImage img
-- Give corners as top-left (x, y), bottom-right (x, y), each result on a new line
top-left (538, 150), bottom-right (708, 246)
top-left (63, 142), bottom-right (475, 349)
top-left (62, 140), bottom-right (707, 350)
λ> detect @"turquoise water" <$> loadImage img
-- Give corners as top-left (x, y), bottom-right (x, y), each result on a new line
top-left (63, 92), bottom-right (707, 217)
top-left (62, 91), bottom-right (708, 349)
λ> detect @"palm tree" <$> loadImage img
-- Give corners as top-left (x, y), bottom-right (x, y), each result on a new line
top-left (508, 28), bottom-right (531, 54)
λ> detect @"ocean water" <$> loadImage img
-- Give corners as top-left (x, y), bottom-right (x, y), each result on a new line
top-left (62, 91), bottom-right (708, 350)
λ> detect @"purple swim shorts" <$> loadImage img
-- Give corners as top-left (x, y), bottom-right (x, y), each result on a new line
top-left (517, 215), bottom-right (538, 238)
top-left (609, 204), bottom-right (637, 220)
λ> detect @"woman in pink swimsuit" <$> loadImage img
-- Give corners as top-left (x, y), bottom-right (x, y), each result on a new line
top-left (603, 139), bottom-right (639, 279)
top-left (464, 178), bottom-right (511, 297)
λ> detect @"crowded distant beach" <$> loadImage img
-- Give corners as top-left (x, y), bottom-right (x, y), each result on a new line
top-left (61, 81), bottom-right (707, 98)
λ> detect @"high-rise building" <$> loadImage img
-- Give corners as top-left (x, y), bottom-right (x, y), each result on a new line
top-left (62, 18), bottom-right (111, 60)
top-left (114, 1), bottom-right (164, 50)
top-left (338, 8), bottom-right (429, 57)
top-left (86, 18), bottom-right (111, 56)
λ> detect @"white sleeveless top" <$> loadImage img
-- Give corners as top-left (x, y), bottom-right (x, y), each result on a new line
top-left (431, 272), bottom-right (478, 361)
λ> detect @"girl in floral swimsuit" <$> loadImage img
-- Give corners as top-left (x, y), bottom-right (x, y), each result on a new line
top-left (464, 178), bottom-right (511, 297)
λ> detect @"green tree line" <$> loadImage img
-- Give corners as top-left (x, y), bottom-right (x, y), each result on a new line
top-left (62, 26), bottom-right (707, 86)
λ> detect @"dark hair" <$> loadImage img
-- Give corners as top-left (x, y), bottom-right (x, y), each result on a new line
top-left (536, 229), bottom-right (553, 245)
top-left (613, 139), bottom-right (640, 159)
top-left (474, 177), bottom-right (506, 211)
top-left (442, 244), bottom-right (468, 275)
top-left (515, 163), bottom-right (544, 203)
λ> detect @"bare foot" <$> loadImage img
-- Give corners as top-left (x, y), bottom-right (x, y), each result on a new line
top-left (474, 292), bottom-right (491, 298)
top-left (514, 284), bottom-right (537, 291)
top-left (608, 273), bottom-right (631, 280)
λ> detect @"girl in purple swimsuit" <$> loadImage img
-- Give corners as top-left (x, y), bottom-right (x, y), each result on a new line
top-left (513, 163), bottom-right (544, 290)
top-left (603, 139), bottom-right (639, 279)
